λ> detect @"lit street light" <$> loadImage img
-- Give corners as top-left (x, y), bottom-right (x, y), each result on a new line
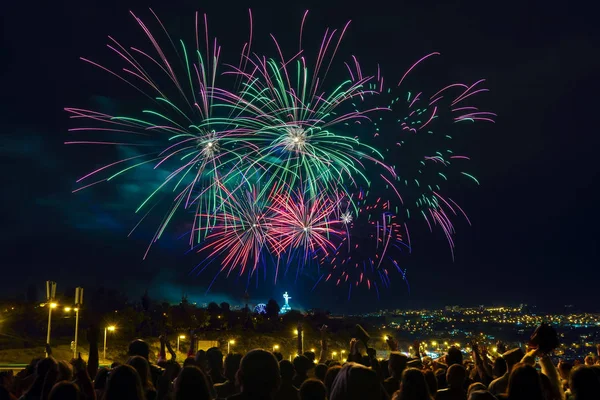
top-left (103, 326), bottom-right (116, 360)
top-left (341, 350), bottom-right (346, 361)
top-left (64, 307), bottom-right (72, 313)
top-left (45, 281), bottom-right (57, 357)
top-left (332, 351), bottom-right (337, 359)
top-left (273, 345), bottom-right (279, 352)
top-left (177, 335), bottom-right (186, 353)
top-left (228, 340), bottom-right (235, 354)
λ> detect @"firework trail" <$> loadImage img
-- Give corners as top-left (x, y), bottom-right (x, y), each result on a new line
top-left (66, 9), bottom-right (494, 297)
top-left (65, 10), bottom-right (258, 257)
top-left (317, 196), bottom-right (409, 299)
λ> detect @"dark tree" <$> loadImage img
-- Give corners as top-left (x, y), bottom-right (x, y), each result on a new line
top-left (207, 302), bottom-right (221, 315)
top-left (220, 302), bottom-right (231, 313)
top-left (266, 299), bottom-right (281, 320)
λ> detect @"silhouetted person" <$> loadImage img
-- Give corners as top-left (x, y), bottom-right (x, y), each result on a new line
top-left (468, 391), bottom-right (497, 400)
top-left (324, 365), bottom-right (342, 397)
top-left (174, 366), bottom-right (211, 400)
top-left (569, 366), bottom-right (600, 400)
top-left (329, 362), bottom-right (385, 400)
top-left (384, 352), bottom-right (408, 397)
top-left (299, 379), bottom-right (327, 400)
top-left (392, 368), bottom-right (433, 400)
top-left (446, 348), bottom-right (463, 367)
top-left (93, 368), bottom-right (109, 400)
top-left (104, 364), bottom-right (146, 400)
top-left (487, 349), bottom-right (524, 396)
top-left (207, 347), bottom-right (227, 384)
top-left (424, 370), bottom-right (438, 398)
top-left (503, 363), bottom-right (544, 400)
top-left (128, 339), bottom-right (164, 387)
top-left (292, 356), bottom-right (312, 388)
top-left (435, 365), bottom-right (467, 400)
top-left (314, 364), bottom-right (327, 382)
top-left (127, 356), bottom-right (157, 400)
top-left (228, 349), bottom-right (281, 400)
top-left (274, 360), bottom-right (298, 400)
top-left (215, 353), bottom-right (243, 399)
top-left (48, 381), bottom-right (80, 400)
top-left (20, 357), bottom-right (57, 400)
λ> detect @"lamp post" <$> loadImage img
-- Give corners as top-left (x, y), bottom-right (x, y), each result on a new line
top-left (341, 350), bottom-right (346, 361)
top-left (332, 351), bottom-right (337, 360)
top-left (103, 326), bottom-right (116, 361)
top-left (228, 340), bottom-right (235, 354)
top-left (273, 344), bottom-right (279, 352)
top-left (177, 335), bottom-right (186, 353)
top-left (45, 281), bottom-right (57, 357)
top-left (73, 287), bottom-right (83, 359)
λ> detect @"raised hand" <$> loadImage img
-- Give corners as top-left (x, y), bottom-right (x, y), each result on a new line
top-left (386, 336), bottom-right (399, 351)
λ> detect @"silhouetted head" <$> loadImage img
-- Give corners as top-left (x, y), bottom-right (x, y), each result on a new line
top-left (294, 355), bottom-right (312, 376)
top-left (570, 366), bottom-right (600, 400)
top-left (389, 352), bottom-right (409, 378)
top-left (207, 347), bottom-right (224, 372)
top-left (467, 382), bottom-right (487, 397)
top-left (300, 378), bottom-right (327, 400)
top-left (36, 357), bottom-right (57, 378)
top-left (279, 360), bottom-right (295, 381)
top-left (48, 381), bottom-right (80, 400)
top-left (507, 363), bottom-right (544, 400)
top-left (224, 353), bottom-right (243, 382)
top-left (304, 351), bottom-right (316, 363)
top-left (26, 357), bottom-right (58, 396)
top-left (93, 368), bottom-right (109, 390)
top-left (447, 364), bottom-right (466, 389)
top-left (195, 350), bottom-right (208, 371)
top-left (423, 370), bottom-right (438, 396)
top-left (446, 347), bottom-right (463, 367)
top-left (324, 365), bottom-right (342, 396)
top-left (174, 366), bottom-right (211, 400)
top-left (104, 364), bottom-right (145, 400)
top-left (127, 356), bottom-right (153, 389)
top-left (468, 391), bottom-right (497, 400)
top-left (314, 364), bottom-right (328, 382)
top-left (128, 340), bottom-right (150, 360)
top-left (237, 349), bottom-right (281, 396)
top-left (330, 362), bottom-right (382, 400)
top-left (396, 368), bottom-right (432, 400)
top-left (57, 360), bottom-right (73, 381)
top-left (558, 361), bottom-right (573, 380)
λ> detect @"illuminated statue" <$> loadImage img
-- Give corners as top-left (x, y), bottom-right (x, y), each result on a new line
top-left (281, 292), bottom-right (292, 313)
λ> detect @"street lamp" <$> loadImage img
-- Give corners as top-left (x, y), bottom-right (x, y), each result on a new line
top-left (45, 281), bottom-right (57, 357)
top-left (103, 326), bottom-right (116, 360)
top-left (73, 287), bottom-right (83, 359)
top-left (273, 344), bottom-right (280, 352)
top-left (228, 340), bottom-right (235, 354)
top-left (310, 348), bottom-right (316, 353)
top-left (177, 335), bottom-right (186, 353)
top-left (332, 351), bottom-right (337, 359)
top-left (341, 350), bottom-right (346, 361)
top-left (64, 307), bottom-right (72, 313)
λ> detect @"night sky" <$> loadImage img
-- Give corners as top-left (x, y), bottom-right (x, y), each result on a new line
top-left (2, 0), bottom-right (598, 312)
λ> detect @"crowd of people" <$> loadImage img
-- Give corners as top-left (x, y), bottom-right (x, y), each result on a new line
top-left (1, 326), bottom-right (600, 400)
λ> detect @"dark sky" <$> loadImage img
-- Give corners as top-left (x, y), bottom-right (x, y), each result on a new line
top-left (2, 0), bottom-right (599, 312)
